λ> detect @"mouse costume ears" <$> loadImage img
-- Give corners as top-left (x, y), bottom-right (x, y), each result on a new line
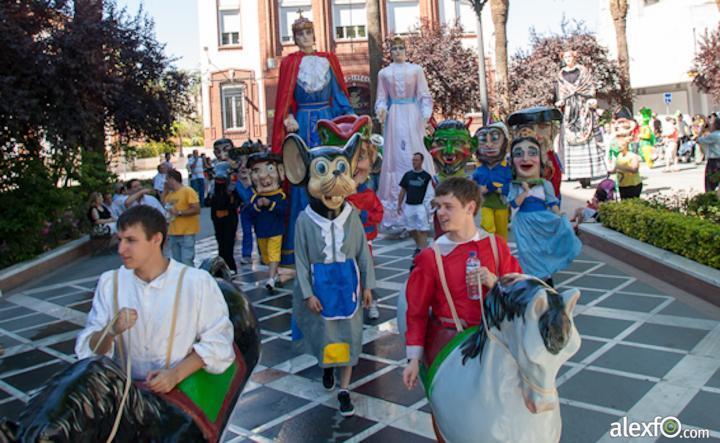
top-left (282, 133), bottom-right (363, 186)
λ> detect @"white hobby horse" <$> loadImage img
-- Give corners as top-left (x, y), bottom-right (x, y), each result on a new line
top-left (398, 274), bottom-right (581, 443)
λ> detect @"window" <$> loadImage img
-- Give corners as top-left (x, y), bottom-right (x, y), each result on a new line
top-left (387, 0), bottom-right (420, 35)
top-left (222, 85), bottom-right (245, 130)
top-left (218, 0), bottom-right (241, 47)
top-left (279, 0), bottom-right (312, 44)
top-left (439, 0), bottom-right (477, 34)
top-left (333, 0), bottom-right (367, 41)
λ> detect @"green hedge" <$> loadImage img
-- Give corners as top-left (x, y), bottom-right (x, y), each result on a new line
top-left (598, 200), bottom-right (720, 270)
top-left (129, 140), bottom-right (177, 159)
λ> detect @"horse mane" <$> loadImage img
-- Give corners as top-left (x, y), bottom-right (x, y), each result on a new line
top-left (460, 274), bottom-right (570, 364)
top-left (16, 357), bottom-right (164, 442)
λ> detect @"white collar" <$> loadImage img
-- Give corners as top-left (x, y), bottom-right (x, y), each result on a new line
top-left (298, 55), bottom-right (330, 93)
top-left (305, 204), bottom-right (353, 263)
top-left (434, 229), bottom-right (488, 256)
top-left (126, 258), bottom-right (180, 289)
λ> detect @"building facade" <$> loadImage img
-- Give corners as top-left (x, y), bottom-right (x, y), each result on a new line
top-left (197, 0), bottom-right (494, 149)
top-left (597, 0), bottom-right (719, 115)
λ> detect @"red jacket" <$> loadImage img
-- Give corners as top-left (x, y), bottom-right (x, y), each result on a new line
top-left (271, 51), bottom-right (350, 153)
top-left (405, 236), bottom-right (522, 358)
top-left (346, 184), bottom-right (383, 241)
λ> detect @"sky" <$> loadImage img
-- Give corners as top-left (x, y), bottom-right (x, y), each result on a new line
top-left (116, 0), bottom-right (600, 72)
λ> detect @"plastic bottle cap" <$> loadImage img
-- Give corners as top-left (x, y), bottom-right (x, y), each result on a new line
top-left (469, 252), bottom-right (477, 257)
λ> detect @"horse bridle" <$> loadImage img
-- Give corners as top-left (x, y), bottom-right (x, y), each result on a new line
top-left (477, 276), bottom-right (559, 397)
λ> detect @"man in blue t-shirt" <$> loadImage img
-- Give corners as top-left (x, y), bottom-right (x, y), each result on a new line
top-left (397, 153), bottom-right (433, 256)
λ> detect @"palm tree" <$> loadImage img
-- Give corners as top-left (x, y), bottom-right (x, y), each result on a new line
top-left (367, 0), bottom-right (382, 131)
top-left (609, 0), bottom-right (631, 108)
top-left (490, 0), bottom-right (509, 114)
top-left (465, 0), bottom-right (490, 120)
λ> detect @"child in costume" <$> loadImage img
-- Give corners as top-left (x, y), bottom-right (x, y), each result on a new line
top-left (508, 137), bottom-right (581, 287)
top-left (471, 122), bottom-right (512, 240)
top-left (233, 140), bottom-right (263, 264)
top-left (316, 115), bottom-right (383, 319)
top-left (638, 107), bottom-right (656, 167)
top-left (426, 119), bottom-right (477, 238)
top-left (245, 152), bottom-right (287, 291)
top-left (283, 132), bottom-right (375, 417)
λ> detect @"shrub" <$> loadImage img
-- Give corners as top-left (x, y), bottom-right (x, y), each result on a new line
top-left (129, 140), bottom-right (177, 159)
top-left (598, 199), bottom-right (720, 269)
top-left (0, 175), bottom-right (87, 269)
top-left (687, 192), bottom-right (720, 224)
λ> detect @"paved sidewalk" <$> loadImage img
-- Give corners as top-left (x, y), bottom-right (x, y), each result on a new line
top-left (1, 229), bottom-right (718, 442)
top-left (561, 161), bottom-right (707, 216)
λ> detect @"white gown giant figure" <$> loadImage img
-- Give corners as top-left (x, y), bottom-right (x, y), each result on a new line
top-left (376, 37), bottom-right (435, 233)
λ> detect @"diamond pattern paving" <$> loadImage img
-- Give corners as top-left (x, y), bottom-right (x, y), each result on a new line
top-left (0, 230), bottom-right (718, 442)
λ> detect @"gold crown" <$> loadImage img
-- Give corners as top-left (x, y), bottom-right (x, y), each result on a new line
top-left (292, 10), bottom-right (314, 33)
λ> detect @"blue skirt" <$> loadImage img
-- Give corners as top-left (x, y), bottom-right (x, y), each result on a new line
top-left (281, 185), bottom-right (308, 266)
top-left (512, 209), bottom-right (581, 279)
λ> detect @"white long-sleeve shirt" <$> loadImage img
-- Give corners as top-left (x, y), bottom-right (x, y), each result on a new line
top-left (75, 259), bottom-right (235, 380)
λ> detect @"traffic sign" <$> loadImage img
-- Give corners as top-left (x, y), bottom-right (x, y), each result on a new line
top-left (663, 92), bottom-right (672, 105)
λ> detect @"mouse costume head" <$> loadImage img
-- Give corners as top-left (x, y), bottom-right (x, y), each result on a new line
top-left (282, 132), bottom-right (362, 216)
top-left (317, 115), bottom-right (379, 186)
top-left (248, 152), bottom-right (285, 195)
top-left (511, 137), bottom-right (543, 181)
top-left (425, 119), bottom-right (477, 179)
top-left (475, 122), bottom-right (509, 166)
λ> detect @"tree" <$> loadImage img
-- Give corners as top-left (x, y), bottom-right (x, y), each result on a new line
top-left (692, 23), bottom-right (720, 103)
top-left (383, 20), bottom-right (483, 120)
top-left (490, 0), bottom-right (510, 114)
top-left (507, 20), bottom-right (630, 112)
top-left (366, 0), bottom-right (382, 131)
top-left (609, 0), bottom-right (632, 110)
top-left (464, 0), bottom-right (490, 119)
top-left (0, 0), bottom-right (192, 267)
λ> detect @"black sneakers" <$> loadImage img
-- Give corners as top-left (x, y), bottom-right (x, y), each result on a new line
top-left (322, 367), bottom-right (335, 391)
top-left (338, 390), bottom-right (355, 417)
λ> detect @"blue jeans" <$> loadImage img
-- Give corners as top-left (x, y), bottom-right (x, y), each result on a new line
top-left (240, 209), bottom-right (254, 258)
top-left (169, 234), bottom-right (196, 266)
top-left (190, 178), bottom-right (205, 207)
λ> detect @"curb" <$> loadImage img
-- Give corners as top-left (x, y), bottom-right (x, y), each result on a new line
top-left (0, 235), bottom-right (93, 294)
top-left (579, 223), bottom-right (720, 307)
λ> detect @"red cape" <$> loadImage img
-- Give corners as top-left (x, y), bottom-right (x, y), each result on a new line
top-left (271, 51), bottom-right (350, 153)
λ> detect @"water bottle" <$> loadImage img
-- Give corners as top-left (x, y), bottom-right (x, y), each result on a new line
top-left (466, 251), bottom-right (482, 300)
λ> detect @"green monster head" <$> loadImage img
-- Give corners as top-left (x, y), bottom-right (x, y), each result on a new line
top-left (639, 107), bottom-right (653, 126)
top-left (424, 119), bottom-right (477, 179)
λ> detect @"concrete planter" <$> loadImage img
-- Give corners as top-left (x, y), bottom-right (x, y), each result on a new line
top-left (579, 223), bottom-right (720, 307)
top-left (0, 235), bottom-right (93, 294)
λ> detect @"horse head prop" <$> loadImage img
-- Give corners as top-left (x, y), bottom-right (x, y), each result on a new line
top-left (0, 257), bottom-right (261, 443)
top-left (426, 274), bottom-right (581, 443)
